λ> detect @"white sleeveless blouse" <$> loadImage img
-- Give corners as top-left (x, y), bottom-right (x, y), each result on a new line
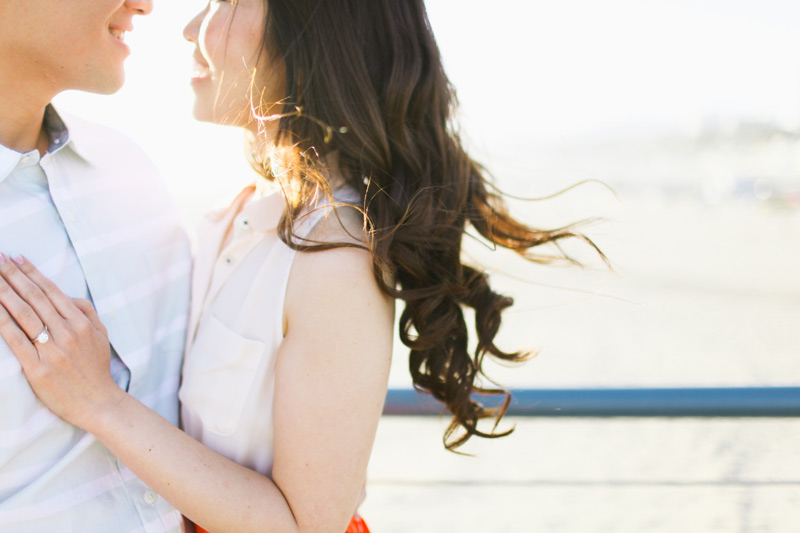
top-left (180, 184), bottom-right (356, 476)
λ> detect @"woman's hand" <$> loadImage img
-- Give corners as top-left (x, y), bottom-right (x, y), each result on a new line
top-left (0, 254), bottom-right (123, 429)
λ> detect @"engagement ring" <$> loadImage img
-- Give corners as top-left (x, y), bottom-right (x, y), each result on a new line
top-left (31, 326), bottom-right (49, 345)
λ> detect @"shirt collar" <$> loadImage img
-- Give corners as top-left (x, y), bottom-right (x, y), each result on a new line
top-left (238, 183), bottom-right (362, 233)
top-left (240, 187), bottom-right (286, 231)
top-left (0, 144), bottom-right (22, 183)
top-left (0, 104), bottom-right (84, 184)
top-left (42, 105), bottom-right (71, 156)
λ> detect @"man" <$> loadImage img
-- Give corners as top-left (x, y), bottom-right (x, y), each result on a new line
top-left (0, 1), bottom-right (191, 531)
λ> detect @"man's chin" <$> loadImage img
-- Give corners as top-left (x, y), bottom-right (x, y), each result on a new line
top-left (92, 76), bottom-right (126, 96)
top-left (75, 70), bottom-right (126, 96)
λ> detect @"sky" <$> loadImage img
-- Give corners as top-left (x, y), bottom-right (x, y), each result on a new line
top-left (54, 0), bottom-right (800, 219)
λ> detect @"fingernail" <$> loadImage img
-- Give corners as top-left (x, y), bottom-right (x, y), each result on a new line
top-left (0, 254), bottom-right (5, 264)
top-left (11, 255), bottom-right (24, 265)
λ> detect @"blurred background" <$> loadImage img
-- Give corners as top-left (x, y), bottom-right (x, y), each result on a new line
top-left (55, 0), bottom-right (800, 530)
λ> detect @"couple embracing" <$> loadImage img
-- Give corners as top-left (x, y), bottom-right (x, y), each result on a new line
top-left (0, 1), bottom-right (595, 532)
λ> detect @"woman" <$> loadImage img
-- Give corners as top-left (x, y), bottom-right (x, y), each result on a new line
top-left (0, 0), bottom-right (600, 531)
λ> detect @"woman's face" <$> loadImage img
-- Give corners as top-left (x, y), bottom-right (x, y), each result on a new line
top-left (183, 0), bottom-right (285, 131)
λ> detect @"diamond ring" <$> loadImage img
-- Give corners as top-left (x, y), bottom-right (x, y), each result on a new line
top-left (31, 326), bottom-right (50, 345)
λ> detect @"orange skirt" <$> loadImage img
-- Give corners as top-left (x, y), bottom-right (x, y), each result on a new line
top-left (345, 515), bottom-right (370, 533)
top-left (195, 515), bottom-right (369, 533)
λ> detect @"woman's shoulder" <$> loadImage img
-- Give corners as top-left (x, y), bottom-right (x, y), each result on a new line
top-left (283, 235), bottom-right (392, 343)
top-left (286, 188), bottom-right (392, 326)
top-left (293, 210), bottom-right (374, 293)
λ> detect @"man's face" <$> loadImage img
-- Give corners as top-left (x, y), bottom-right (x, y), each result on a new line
top-left (0, 0), bottom-right (153, 96)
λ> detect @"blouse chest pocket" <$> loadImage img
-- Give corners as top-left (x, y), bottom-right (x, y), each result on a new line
top-left (179, 314), bottom-right (266, 436)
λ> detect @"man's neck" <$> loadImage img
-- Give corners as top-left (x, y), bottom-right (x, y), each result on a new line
top-left (0, 68), bottom-right (54, 155)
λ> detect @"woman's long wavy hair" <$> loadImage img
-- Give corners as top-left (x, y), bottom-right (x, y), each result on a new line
top-left (253, 0), bottom-right (602, 450)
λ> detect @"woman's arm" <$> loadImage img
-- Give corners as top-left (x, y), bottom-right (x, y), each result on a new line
top-left (0, 252), bottom-right (393, 533)
top-left (273, 244), bottom-right (394, 530)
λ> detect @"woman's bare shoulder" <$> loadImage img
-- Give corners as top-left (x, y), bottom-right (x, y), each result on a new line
top-left (284, 202), bottom-right (392, 333)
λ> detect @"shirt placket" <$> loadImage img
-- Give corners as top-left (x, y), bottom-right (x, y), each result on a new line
top-left (203, 212), bottom-right (259, 314)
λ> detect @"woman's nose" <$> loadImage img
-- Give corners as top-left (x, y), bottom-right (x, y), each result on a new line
top-left (183, 9), bottom-right (205, 43)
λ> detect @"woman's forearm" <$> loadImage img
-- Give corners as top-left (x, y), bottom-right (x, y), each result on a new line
top-left (86, 389), bottom-right (301, 533)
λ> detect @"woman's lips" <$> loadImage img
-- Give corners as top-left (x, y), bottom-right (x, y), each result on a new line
top-left (191, 58), bottom-right (212, 82)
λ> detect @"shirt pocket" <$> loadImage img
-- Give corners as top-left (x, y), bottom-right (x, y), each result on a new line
top-left (179, 314), bottom-right (266, 436)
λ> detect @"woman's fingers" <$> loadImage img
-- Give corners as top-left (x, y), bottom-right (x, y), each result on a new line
top-left (0, 297), bottom-right (40, 367)
top-left (0, 255), bottom-right (107, 347)
top-left (0, 256), bottom-right (51, 342)
top-left (0, 256), bottom-right (117, 428)
top-left (2, 255), bottom-right (84, 322)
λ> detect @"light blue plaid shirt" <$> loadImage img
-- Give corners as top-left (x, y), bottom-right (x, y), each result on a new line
top-left (0, 107), bottom-right (191, 532)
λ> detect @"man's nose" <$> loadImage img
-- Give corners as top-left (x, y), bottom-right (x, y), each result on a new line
top-left (125, 0), bottom-right (154, 15)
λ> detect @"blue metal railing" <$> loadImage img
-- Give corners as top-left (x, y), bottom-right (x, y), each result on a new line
top-left (383, 387), bottom-right (800, 417)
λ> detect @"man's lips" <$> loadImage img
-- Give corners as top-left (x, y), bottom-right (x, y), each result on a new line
top-left (108, 24), bottom-right (132, 42)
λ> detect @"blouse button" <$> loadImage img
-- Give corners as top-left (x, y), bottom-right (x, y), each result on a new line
top-left (143, 491), bottom-right (159, 505)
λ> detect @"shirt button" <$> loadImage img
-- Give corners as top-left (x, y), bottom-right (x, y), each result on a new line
top-left (143, 491), bottom-right (159, 505)
top-left (225, 257), bottom-right (232, 264)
